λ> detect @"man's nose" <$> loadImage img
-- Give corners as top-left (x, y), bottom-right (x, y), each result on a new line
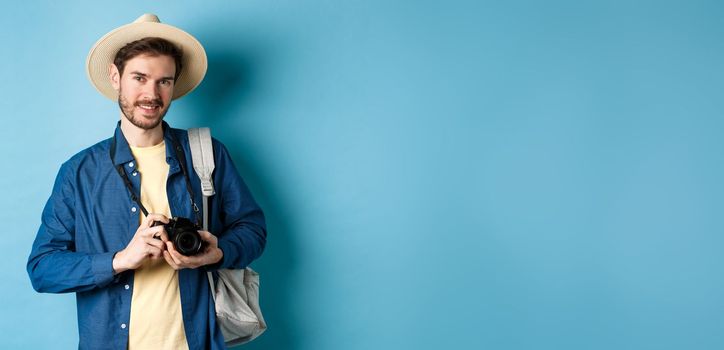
top-left (142, 81), bottom-right (161, 98)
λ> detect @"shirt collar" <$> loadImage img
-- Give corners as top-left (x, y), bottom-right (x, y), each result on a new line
top-left (110, 120), bottom-right (180, 167)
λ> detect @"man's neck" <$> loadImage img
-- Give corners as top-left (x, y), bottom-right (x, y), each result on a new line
top-left (119, 115), bottom-right (164, 147)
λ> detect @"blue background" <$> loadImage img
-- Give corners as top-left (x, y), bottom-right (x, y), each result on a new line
top-left (3, 1), bottom-right (724, 349)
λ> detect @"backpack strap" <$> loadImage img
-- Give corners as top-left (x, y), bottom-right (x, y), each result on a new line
top-left (188, 127), bottom-right (218, 299)
top-left (188, 127), bottom-right (215, 230)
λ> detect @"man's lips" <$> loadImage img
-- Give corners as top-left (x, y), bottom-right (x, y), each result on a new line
top-left (136, 102), bottom-right (162, 114)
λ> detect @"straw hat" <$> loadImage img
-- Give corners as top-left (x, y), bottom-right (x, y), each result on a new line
top-left (86, 14), bottom-right (207, 101)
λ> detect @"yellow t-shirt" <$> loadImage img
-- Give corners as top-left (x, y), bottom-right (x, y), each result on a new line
top-left (128, 141), bottom-right (189, 350)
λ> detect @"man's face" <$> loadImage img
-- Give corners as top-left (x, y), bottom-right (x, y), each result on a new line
top-left (110, 54), bottom-right (176, 130)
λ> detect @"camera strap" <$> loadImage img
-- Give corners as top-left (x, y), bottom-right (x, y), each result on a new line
top-left (109, 126), bottom-right (202, 226)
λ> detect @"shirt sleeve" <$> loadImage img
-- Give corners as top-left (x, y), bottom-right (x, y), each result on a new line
top-left (27, 162), bottom-right (117, 293)
top-left (206, 141), bottom-right (267, 271)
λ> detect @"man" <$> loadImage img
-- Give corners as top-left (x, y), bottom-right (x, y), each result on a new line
top-left (27, 14), bottom-right (266, 349)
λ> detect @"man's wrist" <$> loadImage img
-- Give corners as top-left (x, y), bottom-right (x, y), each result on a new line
top-left (112, 250), bottom-right (128, 274)
top-left (203, 247), bottom-right (225, 270)
top-left (213, 247), bottom-right (224, 264)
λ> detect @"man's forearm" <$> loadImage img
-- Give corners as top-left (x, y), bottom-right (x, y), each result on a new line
top-left (27, 250), bottom-right (117, 293)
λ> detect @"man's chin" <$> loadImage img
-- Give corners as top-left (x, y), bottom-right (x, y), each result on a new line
top-left (136, 107), bottom-right (170, 127)
top-left (130, 115), bottom-right (163, 130)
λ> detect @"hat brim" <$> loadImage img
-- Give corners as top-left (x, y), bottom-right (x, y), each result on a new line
top-left (86, 21), bottom-right (207, 101)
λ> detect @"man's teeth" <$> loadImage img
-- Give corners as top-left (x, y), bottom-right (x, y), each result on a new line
top-left (139, 105), bottom-right (157, 110)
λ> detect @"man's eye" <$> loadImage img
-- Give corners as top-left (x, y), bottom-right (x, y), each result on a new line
top-left (160, 80), bottom-right (171, 86)
top-left (134, 77), bottom-right (143, 81)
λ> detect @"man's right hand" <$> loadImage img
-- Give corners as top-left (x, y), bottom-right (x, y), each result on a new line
top-left (112, 213), bottom-right (170, 274)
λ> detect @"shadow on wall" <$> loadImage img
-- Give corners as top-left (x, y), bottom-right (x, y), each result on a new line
top-left (189, 47), bottom-right (301, 349)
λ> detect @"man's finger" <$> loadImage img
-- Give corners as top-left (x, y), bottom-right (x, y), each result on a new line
top-left (142, 225), bottom-right (166, 239)
top-left (165, 242), bottom-right (183, 265)
top-left (144, 237), bottom-right (166, 250)
top-left (168, 243), bottom-right (204, 268)
top-left (198, 230), bottom-right (216, 244)
top-left (154, 228), bottom-right (170, 242)
top-left (147, 246), bottom-right (163, 259)
top-left (163, 251), bottom-right (180, 269)
top-left (143, 213), bottom-right (170, 228)
top-left (169, 247), bottom-right (190, 265)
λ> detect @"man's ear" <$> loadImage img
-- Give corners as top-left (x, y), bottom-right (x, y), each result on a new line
top-left (109, 64), bottom-right (120, 91)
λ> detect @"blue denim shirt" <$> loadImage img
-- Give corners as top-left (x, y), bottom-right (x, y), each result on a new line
top-left (27, 121), bottom-right (266, 350)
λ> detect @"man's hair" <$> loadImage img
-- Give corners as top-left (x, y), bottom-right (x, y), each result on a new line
top-left (113, 37), bottom-right (184, 80)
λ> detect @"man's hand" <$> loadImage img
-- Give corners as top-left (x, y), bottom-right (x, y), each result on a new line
top-left (163, 230), bottom-right (224, 270)
top-left (112, 213), bottom-right (170, 274)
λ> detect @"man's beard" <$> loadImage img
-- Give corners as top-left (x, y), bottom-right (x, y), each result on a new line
top-left (118, 88), bottom-right (169, 130)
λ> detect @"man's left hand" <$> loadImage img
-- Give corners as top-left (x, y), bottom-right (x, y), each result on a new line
top-left (163, 230), bottom-right (224, 270)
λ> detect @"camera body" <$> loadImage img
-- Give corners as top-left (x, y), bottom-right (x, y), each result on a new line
top-left (154, 217), bottom-right (205, 256)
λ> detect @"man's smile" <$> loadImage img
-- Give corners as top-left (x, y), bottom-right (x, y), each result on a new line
top-left (136, 101), bottom-right (163, 115)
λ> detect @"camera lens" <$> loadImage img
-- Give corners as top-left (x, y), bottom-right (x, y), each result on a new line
top-left (165, 217), bottom-right (204, 256)
top-left (175, 230), bottom-right (203, 255)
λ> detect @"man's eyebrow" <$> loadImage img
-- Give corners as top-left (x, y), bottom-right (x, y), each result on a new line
top-left (129, 71), bottom-right (175, 81)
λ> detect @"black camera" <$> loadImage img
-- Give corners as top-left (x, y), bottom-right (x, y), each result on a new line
top-left (153, 217), bottom-right (205, 256)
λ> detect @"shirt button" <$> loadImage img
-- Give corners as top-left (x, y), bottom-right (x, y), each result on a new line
top-left (131, 207), bottom-right (137, 213)
top-left (121, 323), bottom-right (127, 329)
top-left (132, 171), bottom-right (138, 176)
top-left (128, 162), bottom-right (134, 168)
top-left (124, 284), bottom-right (130, 290)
